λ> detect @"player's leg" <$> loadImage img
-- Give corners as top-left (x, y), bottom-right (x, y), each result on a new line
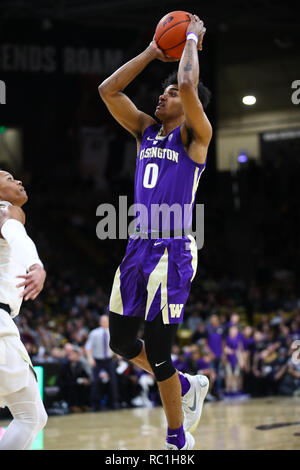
top-left (104, 359), bottom-right (119, 409)
top-left (143, 313), bottom-right (194, 449)
top-left (143, 313), bottom-right (181, 423)
top-left (109, 312), bottom-right (144, 360)
top-left (0, 368), bottom-right (47, 450)
top-left (109, 310), bottom-right (188, 382)
top-left (143, 236), bottom-right (208, 437)
top-left (90, 360), bottom-right (102, 411)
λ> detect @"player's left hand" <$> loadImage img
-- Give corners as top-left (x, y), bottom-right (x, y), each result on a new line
top-left (16, 264), bottom-right (46, 301)
top-left (148, 40), bottom-right (180, 62)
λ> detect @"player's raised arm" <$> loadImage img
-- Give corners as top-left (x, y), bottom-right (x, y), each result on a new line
top-left (98, 42), bottom-right (177, 139)
top-left (178, 15), bottom-right (212, 147)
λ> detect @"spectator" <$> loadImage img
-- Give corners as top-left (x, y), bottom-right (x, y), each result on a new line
top-left (58, 348), bottom-right (91, 412)
top-left (187, 310), bottom-right (202, 332)
top-left (185, 345), bottom-right (216, 401)
top-left (196, 352), bottom-right (217, 400)
top-left (191, 322), bottom-right (207, 347)
top-left (223, 325), bottom-right (244, 395)
top-left (131, 367), bottom-right (156, 408)
top-left (241, 326), bottom-right (255, 393)
top-left (206, 314), bottom-right (226, 398)
top-left (115, 356), bottom-right (141, 408)
top-left (85, 314), bottom-right (119, 411)
top-left (276, 355), bottom-right (300, 396)
top-left (226, 313), bottom-right (242, 336)
top-left (251, 342), bottom-right (279, 397)
top-left (173, 350), bottom-right (189, 374)
top-left (289, 320), bottom-right (300, 341)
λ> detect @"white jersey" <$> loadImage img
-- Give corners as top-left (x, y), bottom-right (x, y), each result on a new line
top-left (0, 201), bottom-right (26, 319)
top-left (0, 202), bottom-right (34, 402)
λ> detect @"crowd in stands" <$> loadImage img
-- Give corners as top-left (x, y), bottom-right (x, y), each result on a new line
top-left (9, 265), bottom-right (300, 414)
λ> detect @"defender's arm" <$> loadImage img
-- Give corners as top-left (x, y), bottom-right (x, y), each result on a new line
top-left (0, 205), bottom-right (46, 300)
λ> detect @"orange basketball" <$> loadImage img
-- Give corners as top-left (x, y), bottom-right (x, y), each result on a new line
top-left (154, 11), bottom-right (191, 59)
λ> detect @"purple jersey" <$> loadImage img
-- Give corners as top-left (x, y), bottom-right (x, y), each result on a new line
top-left (134, 123), bottom-right (206, 232)
top-left (207, 325), bottom-right (225, 358)
top-left (109, 123), bottom-right (204, 324)
top-left (226, 335), bottom-right (243, 370)
top-left (241, 335), bottom-right (255, 352)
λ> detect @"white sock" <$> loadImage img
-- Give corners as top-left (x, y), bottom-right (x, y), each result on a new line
top-left (0, 370), bottom-right (47, 450)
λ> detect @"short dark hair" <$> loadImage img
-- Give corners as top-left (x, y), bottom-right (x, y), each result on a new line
top-left (162, 71), bottom-right (212, 109)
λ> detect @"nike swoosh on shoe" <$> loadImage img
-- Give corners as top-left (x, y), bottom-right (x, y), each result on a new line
top-left (188, 390), bottom-right (197, 412)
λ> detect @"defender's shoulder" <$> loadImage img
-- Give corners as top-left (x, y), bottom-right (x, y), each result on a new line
top-left (0, 204), bottom-right (25, 225)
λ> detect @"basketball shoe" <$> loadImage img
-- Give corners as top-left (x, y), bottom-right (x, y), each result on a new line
top-left (181, 373), bottom-right (209, 433)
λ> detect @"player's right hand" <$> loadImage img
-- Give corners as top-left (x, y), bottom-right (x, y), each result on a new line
top-left (16, 264), bottom-right (46, 301)
top-left (147, 40), bottom-right (180, 62)
top-left (187, 14), bottom-right (206, 51)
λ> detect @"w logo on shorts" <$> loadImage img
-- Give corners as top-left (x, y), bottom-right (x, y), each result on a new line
top-left (169, 304), bottom-right (184, 319)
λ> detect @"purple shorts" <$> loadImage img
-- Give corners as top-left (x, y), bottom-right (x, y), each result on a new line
top-left (108, 234), bottom-right (198, 324)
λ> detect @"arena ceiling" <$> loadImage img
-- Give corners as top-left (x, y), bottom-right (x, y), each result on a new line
top-left (0, 0), bottom-right (299, 34)
top-left (1, 0), bottom-right (299, 117)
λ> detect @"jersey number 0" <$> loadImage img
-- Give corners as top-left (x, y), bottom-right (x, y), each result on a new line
top-left (143, 163), bottom-right (159, 189)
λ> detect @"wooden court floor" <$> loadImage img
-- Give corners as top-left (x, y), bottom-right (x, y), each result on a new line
top-left (1, 396), bottom-right (300, 450)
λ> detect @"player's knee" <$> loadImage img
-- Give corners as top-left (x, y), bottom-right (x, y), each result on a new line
top-left (109, 337), bottom-right (125, 356)
top-left (109, 324), bottom-right (125, 356)
top-left (148, 357), bottom-right (176, 382)
top-left (13, 401), bottom-right (47, 432)
top-left (109, 337), bottom-right (143, 360)
top-left (32, 405), bottom-right (47, 434)
top-left (32, 405), bottom-right (48, 432)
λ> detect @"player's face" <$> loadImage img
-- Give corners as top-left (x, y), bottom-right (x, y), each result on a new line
top-left (155, 84), bottom-right (184, 121)
top-left (0, 171), bottom-right (28, 206)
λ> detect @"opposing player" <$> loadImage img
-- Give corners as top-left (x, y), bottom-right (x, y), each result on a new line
top-left (0, 171), bottom-right (47, 450)
top-left (99, 14), bottom-right (211, 450)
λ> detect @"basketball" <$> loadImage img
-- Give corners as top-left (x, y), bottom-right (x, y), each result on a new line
top-left (154, 11), bottom-right (191, 59)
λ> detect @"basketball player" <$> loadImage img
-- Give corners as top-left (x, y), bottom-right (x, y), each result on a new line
top-left (99, 14), bottom-right (211, 450)
top-left (0, 171), bottom-right (47, 450)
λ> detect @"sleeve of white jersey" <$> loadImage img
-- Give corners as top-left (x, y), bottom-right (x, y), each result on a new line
top-left (1, 218), bottom-right (43, 271)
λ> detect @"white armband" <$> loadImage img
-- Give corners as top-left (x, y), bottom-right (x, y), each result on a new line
top-left (1, 219), bottom-right (44, 271)
top-left (186, 32), bottom-right (198, 45)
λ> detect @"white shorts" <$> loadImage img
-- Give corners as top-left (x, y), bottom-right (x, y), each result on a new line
top-left (0, 309), bottom-right (33, 403)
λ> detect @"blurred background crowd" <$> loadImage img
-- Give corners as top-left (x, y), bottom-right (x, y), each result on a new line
top-left (9, 251), bottom-right (300, 415)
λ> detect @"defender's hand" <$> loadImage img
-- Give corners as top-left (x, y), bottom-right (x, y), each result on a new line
top-left (16, 264), bottom-right (46, 301)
